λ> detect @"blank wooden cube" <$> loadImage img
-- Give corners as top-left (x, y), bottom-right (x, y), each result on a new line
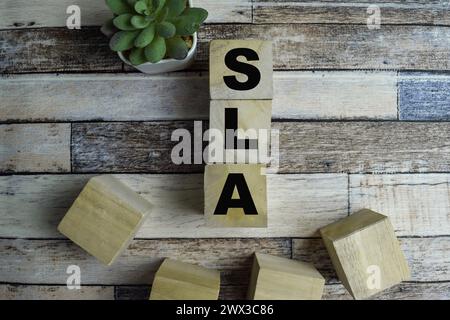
top-left (58, 175), bottom-right (152, 265)
top-left (320, 209), bottom-right (411, 300)
top-left (208, 100), bottom-right (272, 164)
top-left (210, 40), bottom-right (273, 100)
top-left (149, 259), bottom-right (220, 300)
top-left (247, 253), bottom-right (325, 300)
top-left (204, 164), bottom-right (267, 227)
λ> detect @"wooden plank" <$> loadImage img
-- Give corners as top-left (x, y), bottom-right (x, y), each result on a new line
top-left (0, 71), bottom-right (397, 122)
top-left (0, 0), bottom-right (251, 29)
top-left (0, 174), bottom-right (347, 238)
top-left (197, 24), bottom-right (450, 70)
top-left (399, 72), bottom-right (450, 120)
top-left (323, 282), bottom-right (450, 300)
top-left (0, 284), bottom-right (114, 300)
top-left (72, 121), bottom-right (450, 174)
top-left (115, 282), bottom-right (450, 300)
top-left (0, 28), bottom-right (122, 73)
top-left (254, 1), bottom-right (450, 25)
top-left (0, 238), bottom-right (291, 285)
top-left (0, 123), bottom-right (70, 173)
top-left (292, 237), bottom-right (450, 283)
top-left (3, 24), bottom-right (450, 73)
top-left (350, 174), bottom-right (450, 237)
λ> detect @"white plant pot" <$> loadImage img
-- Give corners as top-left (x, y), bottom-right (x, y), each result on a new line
top-left (118, 0), bottom-right (197, 74)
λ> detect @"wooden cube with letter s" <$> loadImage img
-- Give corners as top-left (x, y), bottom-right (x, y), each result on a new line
top-left (320, 209), bottom-right (411, 299)
top-left (209, 40), bottom-right (273, 100)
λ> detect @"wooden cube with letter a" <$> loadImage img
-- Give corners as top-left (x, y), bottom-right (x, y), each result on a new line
top-left (210, 40), bottom-right (273, 100)
top-left (208, 100), bottom-right (272, 164)
top-left (149, 259), bottom-right (220, 300)
top-left (57, 175), bottom-right (153, 265)
top-left (320, 209), bottom-right (411, 300)
top-left (247, 253), bottom-right (325, 300)
top-left (204, 164), bottom-right (267, 227)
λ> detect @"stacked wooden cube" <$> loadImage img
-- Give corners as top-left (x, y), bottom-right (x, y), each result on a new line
top-left (205, 40), bottom-right (273, 227)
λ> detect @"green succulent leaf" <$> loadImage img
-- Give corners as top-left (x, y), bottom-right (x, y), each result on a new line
top-left (166, 36), bottom-right (188, 60)
top-left (156, 21), bottom-right (176, 38)
top-left (134, 0), bottom-right (149, 14)
top-left (134, 23), bottom-right (156, 48)
top-left (166, 0), bottom-right (186, 17)
top-left (173, 8), bottom-right (208, 35)
top-left (113, 13), bottom-right (137, 30)
top-left (129, 47), bottom-right (148, 65)
top-left (100, 18), bottom-right (118, 38)
top-left (151, 0), bottom-right (166, 17)
top-left (144, 35), bottom-right (166, 63)
top-left (105, 0), bottom-right (133, 15)
top-left (131, 15), bottom-right (150, 28)
top-left (109, 30), bottom-right (140, 51)
top-left (183, 7), bottom-right (208, 23)
top-left (126, 0), bottom-right (138, 6)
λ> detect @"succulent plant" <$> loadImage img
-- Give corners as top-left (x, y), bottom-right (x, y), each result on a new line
top-left (102, 0), bottom-right (208, 65)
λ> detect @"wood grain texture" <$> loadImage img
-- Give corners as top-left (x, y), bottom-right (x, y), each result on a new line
top-left (254, 1), bottom-right (450, 25)
top-left (277, 121), bottom-right (450, 173)
top-left (0, 28), bottom-right (122, 73)
top-left (292, 237), bottom-right (450, 283)
top-left (399, 72), bottom-right (450, 120)
top-left (197, 24), bottom-right (450, 70)
top-left (72, 121), bottom-right (450, 174)
top-left (57, 175), bottom-right (154, 265)
top-left (0, 123), bottom-right (70, 173)
top-left (323, 282), bottom-right (450, 300)
top-left (350, 174), bottom-right (450, 237)
top-left (3, 24), bottom-right (450, 73)
top-left (115, 282), bottom-right (450, 300)
top-left (0, 71), bottom-right (397, 122)
top-left (0, 238), bottom-right (291, 285)
top-left (0, 0), bottom-right (251, 29)
top-left (0, 174), bottom-right (348, 238)
top-left (320, 209), bottom-right (410, 299)
top-left (0, 285), bottom-right (114, 300)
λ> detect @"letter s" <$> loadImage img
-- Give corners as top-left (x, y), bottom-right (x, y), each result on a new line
top-left (223, 48), bottom-right (261, 91)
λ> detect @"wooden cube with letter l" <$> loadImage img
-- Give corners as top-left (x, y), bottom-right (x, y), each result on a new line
top-left (149, 258), bottom-right (220, 300)
top-left (204, 164), bottom-right (267, 227)
top-left (208, 100), bottom-right (272, 164)
top-left (209, 40), bottom-right (273, 100)
top-left (320, 209), bottom-right (411, 300)
top-left (57, 175), bottom-right (153, 265)
top-left (247, 253), bottom-right (325, 300)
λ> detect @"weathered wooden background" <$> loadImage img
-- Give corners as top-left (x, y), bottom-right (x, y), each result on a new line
top-left (1, 0), bottom-right (450, 300)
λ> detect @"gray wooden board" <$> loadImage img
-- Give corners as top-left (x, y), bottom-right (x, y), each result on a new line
top-left (0, 174), bottom-right (348, 238)
top-left (0, 71), bottom-right (397, 122)
top-left (71, 121), bottom-right (450, 174)
top-left (3, 24), bottom-right (450, 73)
top-left (254, 1), bottom-right (450, 25)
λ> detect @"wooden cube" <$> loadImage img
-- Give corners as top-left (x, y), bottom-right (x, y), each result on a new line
top-left (208, 100), bottom-right (272, 164)
top-left (247, 253), bottom-right (325, 300)
top-left (320, 209), bottom-right (411, 300)
top-left (149, 259), bottom-right (220, 300)
top-left (204, 164), bottom-right (267, 227)
top-left (57, 175), bottom-right (153, 265)
top-left (210, 40), bottom-right (273, 100)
